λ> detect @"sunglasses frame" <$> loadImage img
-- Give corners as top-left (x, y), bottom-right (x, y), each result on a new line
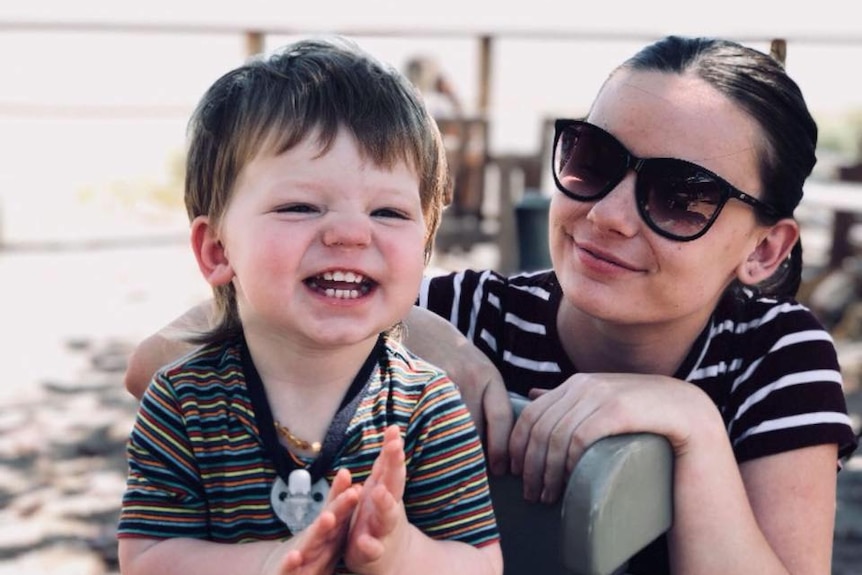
top-left (551, 119), bottom-right (780, 241)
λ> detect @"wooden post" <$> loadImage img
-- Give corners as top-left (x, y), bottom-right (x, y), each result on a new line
top-left (770, 38), bottom-right (787, 65)
top-left (478, 36), bottom-right (492, 115)
top-left (245, 31), bottom-right (265, 57)
top-left (495, 157), bottom-right (520, 274)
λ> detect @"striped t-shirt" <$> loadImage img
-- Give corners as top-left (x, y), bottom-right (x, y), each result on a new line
top-left (418, 268), bottom-right (858, 464)
top-left (118, 336), bottom-right (499, 551)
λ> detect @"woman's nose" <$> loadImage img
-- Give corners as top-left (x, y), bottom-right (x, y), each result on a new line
top-left (321, 212), bottom-right (372, 247)
top-left (586, 172), bottom-right (640, 237)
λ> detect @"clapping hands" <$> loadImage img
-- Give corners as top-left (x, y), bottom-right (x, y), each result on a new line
top-left (274, 426), bottom-right (411, 575)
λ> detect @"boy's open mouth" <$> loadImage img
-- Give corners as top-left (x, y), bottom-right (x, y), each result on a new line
top-left (305, 270), bottom-right (375, 299)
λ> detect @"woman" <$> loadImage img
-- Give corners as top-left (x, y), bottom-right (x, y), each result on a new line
top-left (125, 36), bottom-right (857, 573)
top-left (413, 35), bottom-right (857, 574)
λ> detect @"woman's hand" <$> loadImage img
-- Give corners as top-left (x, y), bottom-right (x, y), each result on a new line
top-left (404, 307), bottom-right (513, 474)
top-left (509, 373), bottom-right (717, 503)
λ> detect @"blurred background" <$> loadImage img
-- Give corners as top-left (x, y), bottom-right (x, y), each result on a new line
top-left (1, 1), bottom-right (861, 573)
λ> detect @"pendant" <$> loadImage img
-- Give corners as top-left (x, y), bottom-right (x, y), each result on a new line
top-left (270, 469), bottom-right (330, 534)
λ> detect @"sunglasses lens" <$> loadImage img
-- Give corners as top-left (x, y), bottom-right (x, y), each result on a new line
top-left (639, 161), bottom-right (725, 239)
top-left (554, 123), bottom-right (626, 200)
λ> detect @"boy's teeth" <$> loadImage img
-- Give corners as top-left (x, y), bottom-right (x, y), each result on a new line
top-left (325, 288), bottom-right (360, 299)
top-left (321, 271), bottom-right (363, 283)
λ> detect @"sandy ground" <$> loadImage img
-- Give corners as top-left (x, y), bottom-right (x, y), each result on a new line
top-left (0, 240), bottom-right (859, 574)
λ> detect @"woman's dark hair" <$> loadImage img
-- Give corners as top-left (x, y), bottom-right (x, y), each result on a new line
top-left (621, 36), bottom-right (818, 298)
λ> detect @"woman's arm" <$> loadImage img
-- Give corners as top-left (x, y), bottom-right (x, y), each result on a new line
top-left (123, 303), bottom-right (515, 472)
top-left (123, 302), bottom-right (212, 399)
top-left (671, 436), bottom-right (837, 575)
top-left (403, 306), bottom-right (512, 474)
top-left (510, 374), bottom-right (838, 574)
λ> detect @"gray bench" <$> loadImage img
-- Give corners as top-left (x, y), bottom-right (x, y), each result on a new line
top-left (489, 394), bottom-right (674, 575)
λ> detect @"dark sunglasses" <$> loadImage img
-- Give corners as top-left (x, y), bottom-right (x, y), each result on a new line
top-left (551, 119), bottom-right (780, 241)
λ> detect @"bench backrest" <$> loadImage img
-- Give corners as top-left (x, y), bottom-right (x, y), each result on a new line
top-left (488, 394), bottom-right (674, 575)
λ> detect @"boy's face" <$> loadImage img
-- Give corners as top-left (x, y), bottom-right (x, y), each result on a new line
top-left (196, 128), bottom-right (426, 351)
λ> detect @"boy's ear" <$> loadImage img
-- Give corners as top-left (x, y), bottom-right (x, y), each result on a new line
top-left (191, 216), bottom-right (234, 287)
top-left (738, 219), bottom-right (800, 285)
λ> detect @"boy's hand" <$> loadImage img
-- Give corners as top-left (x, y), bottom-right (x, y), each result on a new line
top-left (344, 425), bottom-right (412, 575)
top-left (269, 468), bottom-right (360, 575)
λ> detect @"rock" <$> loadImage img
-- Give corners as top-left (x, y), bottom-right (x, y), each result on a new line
top-left (0, 545), bottom-right (108, 575)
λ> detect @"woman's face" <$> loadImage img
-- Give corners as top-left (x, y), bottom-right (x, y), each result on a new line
top-left (550, 69), bottom-right (768, 327)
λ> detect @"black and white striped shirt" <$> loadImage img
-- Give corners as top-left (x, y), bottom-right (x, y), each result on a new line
top-left (419, 268), bottom-right (858, 464)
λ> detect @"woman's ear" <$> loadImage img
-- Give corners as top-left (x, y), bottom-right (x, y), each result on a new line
top-left (191, 216), bottom-right (234, 287)
top-left (738, 218), bottom-right (800, 285)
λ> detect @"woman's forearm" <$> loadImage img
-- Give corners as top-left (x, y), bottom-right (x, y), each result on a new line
top-left (667, 415), bottom-right (835, 574)
top-left (403, 306), bottom-right (513, 472)
top-left (123, 301), bottom-right (213, 399)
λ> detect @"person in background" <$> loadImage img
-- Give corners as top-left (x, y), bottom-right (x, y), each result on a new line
top-left (122, 36), bottom-right (858, 574)
top-left (117, 37), bottom-right (501, 575)
top-left (404, 55), bottom-right (463, 120)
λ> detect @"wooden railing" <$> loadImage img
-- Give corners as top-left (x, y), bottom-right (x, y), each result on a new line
top-left (2, 19), bottom-right (860, 261)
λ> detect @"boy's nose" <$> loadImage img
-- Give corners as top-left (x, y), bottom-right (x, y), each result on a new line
top-left (321, 213), bottom-right (372, 247)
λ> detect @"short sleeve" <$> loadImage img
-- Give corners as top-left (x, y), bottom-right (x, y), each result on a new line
top-left (118, 374), bottom-right (209, 539)
top-left (724, 302), bottom-right (858, 464)
top-left (402, 375), bottom-right (499, 547)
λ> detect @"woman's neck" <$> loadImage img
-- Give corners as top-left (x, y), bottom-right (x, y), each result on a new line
top-left (557, 302), bottom-right (711, 376)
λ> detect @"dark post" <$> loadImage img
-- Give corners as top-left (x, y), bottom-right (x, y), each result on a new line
top-left (514, 190), bottom-right (551, 271)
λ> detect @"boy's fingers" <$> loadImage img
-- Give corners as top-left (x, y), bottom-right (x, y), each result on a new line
top-left (327, 467), bottom-right (353, 502)
top-left (280, 549), bottom-right (304, 573)
top-left (356, 532), bottom-right (385, 563)
top-left (328, 486), bottom-right (361, 526)
top-left (368, 483), bottom-right (400, 536)
top-left (379, 426), bottom-right (406, 499)
top-left (304, 509), bottom-right (337, 544)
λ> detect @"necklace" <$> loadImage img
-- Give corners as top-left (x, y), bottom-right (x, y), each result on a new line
top-left (273, 420), bottom-right (322, 454)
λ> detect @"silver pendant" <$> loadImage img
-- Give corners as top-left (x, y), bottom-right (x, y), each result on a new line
top-left (270, 469), bottom-right (330, 533)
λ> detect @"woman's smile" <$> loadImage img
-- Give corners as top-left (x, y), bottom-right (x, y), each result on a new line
top-left (575, 239), bottom-right (644, 274)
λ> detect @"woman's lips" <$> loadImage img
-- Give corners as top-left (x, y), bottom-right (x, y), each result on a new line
top-left (576, 241), bottom-right (643, 272)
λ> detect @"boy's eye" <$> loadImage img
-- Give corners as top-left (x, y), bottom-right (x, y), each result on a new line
top-left (275, 203), bottom-right (318, 214)
top-left (372, 207), bottom-right (409, 219)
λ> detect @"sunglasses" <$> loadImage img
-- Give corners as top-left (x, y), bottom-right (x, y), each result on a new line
top-left (551, 119), bottom-right (780, 241)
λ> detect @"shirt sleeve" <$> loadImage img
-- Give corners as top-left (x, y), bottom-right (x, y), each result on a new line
top-left (402, 372), bottom-right (500, 547)
top-left (417, 269), bottom-right (508, 360)
top-left (118, 373), bottom-right (209, 539)
top-left (725, 302), bottom-right (859, 465)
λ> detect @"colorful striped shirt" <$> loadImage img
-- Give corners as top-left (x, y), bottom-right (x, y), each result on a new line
top-left (119, 336), bottom-right (499, 552)
top-left (419, 269), bottom-right (858, 463)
